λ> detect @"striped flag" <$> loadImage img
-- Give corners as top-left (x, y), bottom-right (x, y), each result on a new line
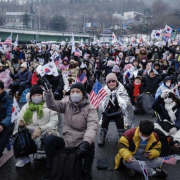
top-left (90, 81), bottom-right (107, 109)
top-left (161, 157), bottom-right (177, 165)
top-left (76, 72), bottom-right (87, 84)
top-left (3, 34), bottom-right (12, 44)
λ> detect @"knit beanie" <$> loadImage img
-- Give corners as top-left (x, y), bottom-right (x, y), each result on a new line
top-left (70, 83), bottom-right (88, 99)
top-left (106, 73), bottom-right (118, 83)
top-left (112, 65), bottom-right (120, 73)
top-left (20, 62), bottom-right (27, 69)
top-left (30, 84), bottom-right (43, 97)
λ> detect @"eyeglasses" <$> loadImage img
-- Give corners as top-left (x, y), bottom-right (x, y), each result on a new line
top-left (107, 80), bottom-right (116, 84)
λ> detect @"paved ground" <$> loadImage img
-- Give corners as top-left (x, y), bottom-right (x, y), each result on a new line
top-left (0, 112), bottom-right (180, 180)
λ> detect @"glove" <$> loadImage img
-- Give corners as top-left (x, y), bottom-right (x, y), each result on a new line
top-left (37, 77), bottom-right (52, 90)
top-left (77, 141), bottom-right (90, 158)
top-left (169, 127), bottom-right (177, 136)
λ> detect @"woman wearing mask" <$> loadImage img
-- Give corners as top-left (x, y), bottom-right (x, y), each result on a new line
top-left (155, 76), bottom-right (179, 99)
top-left (98, 73), bottom-right (134, 146)
top-left (152, 89), bottom-right (180, 150)
top-left (67, 60), bottom-right (79, 84)
top-left (15, 85), bottom-right (59, 168)
top-left (140, 57), bottom-right (148, 71)
top-left (37, 80), bottom-right (99, 180)
top-left (161, 60), bottom-right (170, 73)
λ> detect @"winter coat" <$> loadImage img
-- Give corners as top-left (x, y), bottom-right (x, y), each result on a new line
top-left (0, 91), bottom-right (13, 129)
top-left (98, 49), bottom-right (108, 61)
top-left (0, 69), bottom-right (13, 89)
top-left (152, 96), bottom-right (180, 132)
top-left (115, 127), bottom-right (161, 169)
top-left (143, 75), bottom-right (162, 95)
top-left (10, 69), bottom-right (32, 88)
top-left (45, 74), bottom-right (64, 94)
top-left (31, 72), bottom-right (39, 86)
top-left (68, 67), bottom-right (79, 81)
top-left (99, 82), bottom-right (134, 128)
top-left (44, 89), bottom-right (99, 147)
top-left (17, 92), bottom-right (58, 135)
top-left (82, 48), bottom-right (91, 57)
top-left (155, 83), bottom-right (179, 99)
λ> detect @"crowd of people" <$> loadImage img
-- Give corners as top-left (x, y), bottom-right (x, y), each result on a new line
top-left (1, 41), bottom-right (180, 179)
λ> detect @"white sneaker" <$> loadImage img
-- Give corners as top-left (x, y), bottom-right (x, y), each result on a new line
top-left (15, 156), bottom-right (31, 167)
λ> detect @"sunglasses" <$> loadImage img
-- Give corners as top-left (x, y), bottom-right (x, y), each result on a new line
top-left (107, 80), bottom-right (116, 84)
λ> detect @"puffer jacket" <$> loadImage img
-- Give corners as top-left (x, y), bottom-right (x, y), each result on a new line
top-left (10, 69), bottom-right (32, 88)
top-left (115, 127), bottom-right (161, 169)
top-left (0, 91), bottom-right (13, 129)
top-left (99, 82), bottom-right (134, 128)
top-left (17, 92), bottom-right (58, 136)
top-left (0, 69), bottom-right (13, 89)
top-left (44, 89), bottom-right (99, 147)
top-left (68, 66), bottom-right (79, 81)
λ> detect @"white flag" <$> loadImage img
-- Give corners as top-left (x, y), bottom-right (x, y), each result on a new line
top-left (11, 97), bottom-right (20, 123)
top-left (138, 160), bottom-right (149, 180)
top-left (14, 35), bottom-right (18, 47)
top-left (36, 61), bottom-right (59, 77)
top-left (71, 33), bottom-right (75, 54)
top-left (112, 32), bottom-right (117, 43)
top-left (50, 51), bottom-right (59, 60)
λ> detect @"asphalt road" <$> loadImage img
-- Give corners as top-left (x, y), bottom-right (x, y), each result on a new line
top-left (0, 112), bottom-right (180, 180)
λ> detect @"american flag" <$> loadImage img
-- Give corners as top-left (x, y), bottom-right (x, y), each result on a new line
top-left (3, 35), bottom-right (12, 44)
top-left (90, 81), bottom-right (107, 109)
top-left (74, 50), bottom-right (81, 57)
top-left (83, 52), bottom-right (90, 59)
top-left (161, 157), bottom-right (177, 165)
top-left (76, 72), bottom-right (87, 84)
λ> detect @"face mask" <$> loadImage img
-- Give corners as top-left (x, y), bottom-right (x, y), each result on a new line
top-left (70, 93), bottom-right (82, 103)
top-left (165, 83), bottom-right (171, 87)
top-left (32, 96), bottom-right (43, 104)
top-left (125, 60), bottom-right (129, 63)
top-left (105, 57), bottom-right (108, 59)
top-left (96, 60), bottom-right (99, 62)
top-left (140, 135), bottom-right (148, 141)
top-left (164, 97), bottom-right (173, 104)
top-left (142, 60), bottom-right (146, 63)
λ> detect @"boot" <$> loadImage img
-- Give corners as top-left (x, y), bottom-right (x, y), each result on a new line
top-left (117, 129), bottom-right (125, 141)
top-left (98, 128), bottom-right (107, 146)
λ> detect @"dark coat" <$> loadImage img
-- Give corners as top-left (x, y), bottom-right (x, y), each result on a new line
top-left (143, 75), bottom-right (162, 95)
top-left (152, 96), bottom-right (180, 131)
top-left (0, 91), bottom-right (13, 129)
top-left (10, 69), bottom-right (32, 88)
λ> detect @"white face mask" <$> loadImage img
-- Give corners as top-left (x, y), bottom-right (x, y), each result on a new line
top-left (32, 96), bottom-right (43, 104)
top-left (70, 93), bottom-right (82, 103)
top-left (140, 135), bottom-right (149, 141)
top-left (164, 97), bottom-right (173, 104)
top-left (165, 83), bottom-right (171, 87)
top-left (142, 60), bottom-right (146, 63)
top-left (125, 60), bottom-right (129, 63)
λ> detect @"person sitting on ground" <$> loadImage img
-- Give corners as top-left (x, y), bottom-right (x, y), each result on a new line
top-left (15, 85), bottom-right (59, 168)
top-left (37, 79), bottom-right (99, 180)
top-left (98, 73), bottom-right (134, 146)
top-left (9, 62), bottom-right (32, 100)
top-left (115, 120), bottom-right (168, 178)
top-left (0, 63), bottom-right (12, 90)
top-left (112, 65), bottom-right (123, 84)
top-left (0, 81), bottom-right (14, 158)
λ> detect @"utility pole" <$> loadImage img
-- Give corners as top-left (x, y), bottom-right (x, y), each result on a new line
top-left (103, 23), bottom-right (105, 43)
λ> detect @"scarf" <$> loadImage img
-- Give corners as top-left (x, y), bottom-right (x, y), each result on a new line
top-left (165, 101), bottom-right (177, 123)
top-left (133, 82), bottom-right (141, 101)
top-left (23, 101), bottom-right (45, 125)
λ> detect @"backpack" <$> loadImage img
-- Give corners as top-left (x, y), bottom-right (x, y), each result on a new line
top-left (50, 148), bottom-right (82, 180)
top-left (137, 92), bottom-right (155, 117)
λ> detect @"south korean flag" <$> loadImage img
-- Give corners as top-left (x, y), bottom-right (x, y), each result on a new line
top-left (11, 97), bottom-right (20, 123)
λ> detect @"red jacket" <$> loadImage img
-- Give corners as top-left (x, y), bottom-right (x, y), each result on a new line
top-left (31, 72), bottom-right (39, 85)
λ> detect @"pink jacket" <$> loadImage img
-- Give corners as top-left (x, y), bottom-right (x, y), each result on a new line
top-left (0, 69), bottom-right (13, 89)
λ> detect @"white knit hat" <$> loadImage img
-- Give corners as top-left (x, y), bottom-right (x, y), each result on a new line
top-left (20, 62), bottom-right (27, 69)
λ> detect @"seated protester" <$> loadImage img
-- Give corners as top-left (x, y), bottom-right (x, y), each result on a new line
top-left (98, 73), bottom-right (134, 146)
top-left (0, 81), bottom-right (14, 158)
top-left (31, 65), bottom-right (40, 86)
top-left (127, 76), bottom-right (144, 105)
top-left (153, 62), bottom-right (162, 75)
top-left (59, 57), bottom-right (69, 72)
top-left (83, 59), bottom-right (93, 79)
top-left (155, 76), bottom-right (179, 99)
top-left (115, 120), bottom-right (168, 178)
top-left (67, 60), bottom-right (79, 84)
top-left (136, 48), bottom-right (148, 62)
top-left (15, 85), bottom-right (58, 167)
top-left (143, 69), bottom-right (162, 97)
top-left (161, 60), bottom-right (169, 73)
top-left (0, 54), bottom-right (14, 73)
top-left (93, 57), bottom-right (103, 81)
top-left (121, 56), bottom-right (131, 70)
top-left (12, 56), bottom-right (20, 74)
top-left (0, 63), bottom-right (12, 90)
top-left (152, 89), bottom-right (180, 150)
top-left (37, 81), bottom-right (98, 180)
top-left (112, 65), bottom-right (123, 84)
top-left (42, 71), bottom-right (64, 101)
top-left (9, 62), bottom-right (32, 100)
top-left (139, 57), bottom-right (148, 71)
